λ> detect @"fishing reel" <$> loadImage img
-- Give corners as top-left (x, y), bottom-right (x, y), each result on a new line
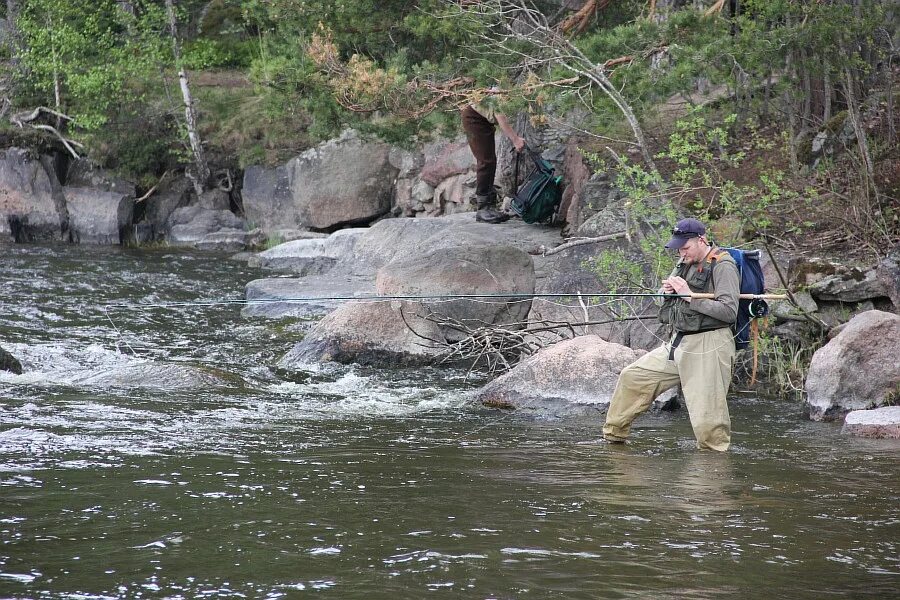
top-left (748, 298), bottom-right (769, 318)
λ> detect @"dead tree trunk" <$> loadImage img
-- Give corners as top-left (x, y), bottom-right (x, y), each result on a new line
top-left (165, 0), bottom-right (209, 196)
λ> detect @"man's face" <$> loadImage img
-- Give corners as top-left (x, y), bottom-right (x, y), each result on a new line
top-left (677, 236), bottom-right (708, 264)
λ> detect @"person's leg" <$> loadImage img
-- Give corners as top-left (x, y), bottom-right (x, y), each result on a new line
top-left (603, 344), bottom-right (681, 442)
top-left (675, 328), bottom-right (735, 451)
top-left (461, 106), bottom-right (507, 223)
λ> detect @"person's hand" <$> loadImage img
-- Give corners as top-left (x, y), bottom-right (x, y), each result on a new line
top-left (665, 276), bottom-right (691, 297)
top-left (513, 136), bottom-right (526, 153)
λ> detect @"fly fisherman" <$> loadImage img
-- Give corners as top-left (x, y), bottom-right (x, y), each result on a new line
top-left (461, 88), bottom-right (526, 224)
top-left (602, 218), bottom-right (740, 451)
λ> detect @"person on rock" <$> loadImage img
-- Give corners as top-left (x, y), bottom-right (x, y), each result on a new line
top-left (602, 218), bottom-right (741, 451)
top-left (461, 89), bottom-right (526, 224)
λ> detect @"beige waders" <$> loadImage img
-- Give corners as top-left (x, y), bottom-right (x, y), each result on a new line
top-left (602, 327), bottom-right (735, 451)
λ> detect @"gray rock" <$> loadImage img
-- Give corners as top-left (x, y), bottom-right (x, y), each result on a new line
top-left (771, 291), bottom-right (818, 321)
top-left (278, 301), bottom-right (446, 368)
top-left (0, 147), bottom-right (67, 241)
top-left (268, 229), bottom-right (327, 244)
top-left (197, 188), bottom-right (231, 211)
top-left (242, 129), bottom-right (398, 233)
top-left (166, 205), bottom-right (245, 246)
top-left (194, 229), bottom-right (264, 252)
top-left (808, 267), bottom-right (887, 302)
top-left (375, 244), bottom-right (535, 342)
top-left (576, 206), bottom-right (627, 238)
top-left (64, 186), bottom-right (133, 245)
top-left (876, 245), bottom-right (900, 311)
top-left (805, 310), bottom-right (900, 421)
top-left (411, 179), bottom-right (436, 203)
top-left (841, 406), bottom-right (900, 439)
top-left (249, 238), bottom-right (335, 275)
top-left (0, 345), bottom-right (22, 374)
top-left (388, 146), bottom-right (423, 178)
top-left (475, 335), bottom-right (677, 417)
top-left (349, 214), bottom-right (559, 273)
top-left (242, 274), bottom-right (375, 320)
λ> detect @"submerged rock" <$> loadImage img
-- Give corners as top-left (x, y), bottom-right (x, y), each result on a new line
top-left (74, 362), bottom-right (225, 391)
top-left (805, 310), bottom-right (900, 421)
top-left (841, 407), bottom-right (900, 439)
top-left (475, 335), bottom-right (677, 417)
top-left (0, 345), bottom-right (22, 374)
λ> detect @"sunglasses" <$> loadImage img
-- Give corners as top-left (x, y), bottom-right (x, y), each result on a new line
top-left (672, 227), bottom-right (700, 237)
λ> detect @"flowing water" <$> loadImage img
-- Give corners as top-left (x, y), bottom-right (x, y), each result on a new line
top-left (1, 244), bottom-right (898, 599)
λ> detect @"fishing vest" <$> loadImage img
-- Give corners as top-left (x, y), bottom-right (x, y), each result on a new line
top-left (658, 251), bottom-right (737, 333)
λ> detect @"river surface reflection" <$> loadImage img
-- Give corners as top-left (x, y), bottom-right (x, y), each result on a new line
top-left (1, 244), bottom-right (898, 598)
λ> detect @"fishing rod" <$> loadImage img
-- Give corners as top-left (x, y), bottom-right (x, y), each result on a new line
top-left (106, 292), bottom-right (789, 310)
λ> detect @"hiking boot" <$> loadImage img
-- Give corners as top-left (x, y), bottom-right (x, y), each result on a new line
top-left (474, 193), bottom-right (509, 224)
top-left (475, 206), bottom-right (510, 224)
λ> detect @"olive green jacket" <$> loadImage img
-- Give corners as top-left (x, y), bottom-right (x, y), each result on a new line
top-left (659, 249), bottom-right (740, 333)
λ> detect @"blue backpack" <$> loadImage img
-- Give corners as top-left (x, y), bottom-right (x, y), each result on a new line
top-left (716, 248), bottom-right (768, 350)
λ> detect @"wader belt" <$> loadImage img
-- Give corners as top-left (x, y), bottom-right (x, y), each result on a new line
top-left (667, 328), bottom-right (726, 361)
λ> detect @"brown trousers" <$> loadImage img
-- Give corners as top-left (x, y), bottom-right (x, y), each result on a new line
top-left (461, 106), bottom-right (497, 198)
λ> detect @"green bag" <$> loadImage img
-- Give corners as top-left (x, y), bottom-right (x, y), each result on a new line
top-left (510, 148), bottom-right (562, 224)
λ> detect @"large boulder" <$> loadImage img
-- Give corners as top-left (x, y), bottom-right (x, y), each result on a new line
top-left (349, 214), bottom-right (558, 273)
top-left (242, 274), bottom-right (375, 320)
top-left (248, 228), bottom-right (361, 274)
top-left (64, 186), bottom-right (133, 245)
top-left (0, 148), bottom-right (67, 241)
top-left (375, 244), bottom-right (535, 341)
top-left (475, 335), bottom-right (677, 416)
top-left (166, 205), bottom-right (245, 246)
top-left (841, 407), bottom-right (900, 439)
top-left (278, 301), bottom-right (446, 368)
top-left (805, 310), bottom-right (900, 421)
top-left (242, 129), bottom-right (398, 233)
top-left (0, 345), bottom-right (22, 374)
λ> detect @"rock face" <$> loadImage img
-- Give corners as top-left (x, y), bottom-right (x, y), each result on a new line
top-left (876, 245), bottom-right (900, 311)
top-left (419, 137), bottom-right (476, 187)
top-left (141, 176), bottom-right (192, 241)
top-left (0, 148), bottom-right (67, 241)
top-left (278, 301), bottom-right (446, 368)
top-left (475, 335), bottom-right (677, 416)
top-left (64, 187), bottom-right (133, 245)
top-left (0, 346), bottom-right (22, 374)
top-left (841, 406), bottom-right (900, 439)
top-left (242, 129), bottom-right (398, 233)
top-left (808, 267), bottom-right (887, 302)
top-left (805, 310), bottom-right (900, 421)
top-left (166, 205), bottom-right (246, 246)
top-left (375, 244), bottom-right (535, 341)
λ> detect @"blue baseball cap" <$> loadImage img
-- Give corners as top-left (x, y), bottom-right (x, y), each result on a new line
top-left (664, 218), bottom-right (706, 249)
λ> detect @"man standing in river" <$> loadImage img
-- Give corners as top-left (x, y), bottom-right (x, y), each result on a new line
top-left (602, 218), bottom-right (740, 451)
top-left (461, 89), bottom-right (526, 224)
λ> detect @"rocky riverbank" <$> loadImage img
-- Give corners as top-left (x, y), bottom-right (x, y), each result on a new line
top-left (1, 128), bottom-right (898, 438)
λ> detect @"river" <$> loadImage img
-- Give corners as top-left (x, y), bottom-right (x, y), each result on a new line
top-left (1, 244), bottom-right (898, 598)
